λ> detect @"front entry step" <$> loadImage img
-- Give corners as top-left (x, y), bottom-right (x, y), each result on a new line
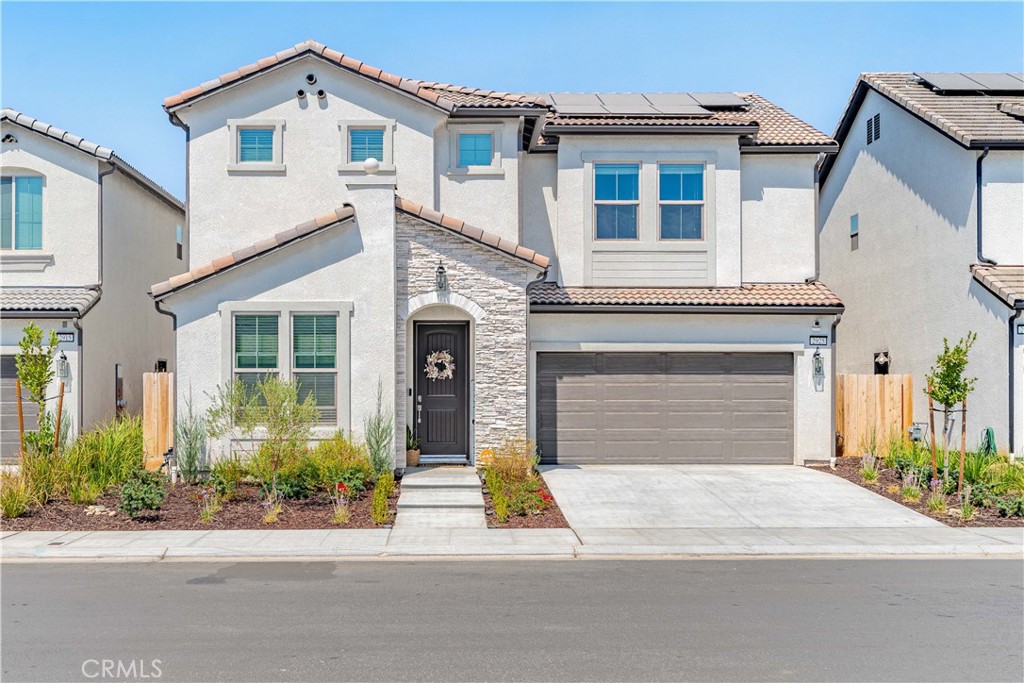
top-left (418, 455), bottom-right (469, 466)
top-left (393, 466), bottom-right (486, 529)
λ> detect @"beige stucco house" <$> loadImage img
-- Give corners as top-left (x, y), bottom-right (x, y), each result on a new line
top-left (1, 109), bottom-right (185, 459)
top-left (819, 73), bottom-right (1024, 457)
top-left (152, 40), bottom-right (844, 468)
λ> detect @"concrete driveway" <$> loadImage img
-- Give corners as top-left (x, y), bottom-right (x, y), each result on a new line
top-left (541, 465), bottom-right (942, 530)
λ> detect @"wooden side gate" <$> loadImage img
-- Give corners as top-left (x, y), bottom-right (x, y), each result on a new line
top-left (835, 373), bottom-right (914, 457)
top-left (142, 372), bottom-right (174, 470)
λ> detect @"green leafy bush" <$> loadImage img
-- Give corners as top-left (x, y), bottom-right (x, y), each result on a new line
top-left (986, 461), bottom-right (1024, 496)
top-left (996, 496), bottom-right (1024, 518)
top-left (0, 474), bottom-right (32, 518)
top-left (175, 392), bottom-right (207, 485)
top-left (209, 458), bottom-right (247, 500)
top-left (19, 450), bottom-right (63, 504)
top-left (364, 381), bottom-right (394, 477)
top-left (307, 432), bottom-right (374, 496)
top-left (482, 436), bottom-right (553, 519)
top-left (118, 470), bottom-right (168, 518)
top-left (370, 471), bottom-right (395, 524)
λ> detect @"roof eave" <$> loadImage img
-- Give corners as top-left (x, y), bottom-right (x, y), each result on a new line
top-left (450, 106), bottom-right (549, 118)
top-left (544, 124), bottom-right (760, 135)
top-left (741, 143), bottom-right (839, 155)
top-left (530, 304), bottom-right (845, 314)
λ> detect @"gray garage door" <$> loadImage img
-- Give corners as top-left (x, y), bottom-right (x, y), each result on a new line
top-left (2, 355), bottom-right (37, 462)
top-left (536, 352), bottom-right (794, 465)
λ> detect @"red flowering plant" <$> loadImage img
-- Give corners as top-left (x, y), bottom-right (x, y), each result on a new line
top-left (329, 481), bottom-right (350, 525)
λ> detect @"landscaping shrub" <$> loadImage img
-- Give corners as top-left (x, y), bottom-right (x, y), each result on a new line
top-left (506, 477), bottom-right (554, 516)
top-left (209, 457), bottom-right (247, 500)
top-left (859, 453), bottom-right (879, 483)
top-left (481, 436), bottom-right (553, 519)
top-left (996, 496), bottom-right (1024, 518)
top-left (118, 469), bottom-right (168, 518)
top-left (307, 432), bottom-right (374, 495)
top-left (0, 474), bottom-right (32, 518)
top-left (370, 471), bottom-right (395, 524)
top-left (986, 461), bottom-right (1024, 496)
top-left (61, 416), bottom-right (144, 492)
top-left (19, 450), bottom-right (63, 504)
top-left (364, 381), bottom-right (394, 477)
top-left (175, 392), bottom-right (207, 485)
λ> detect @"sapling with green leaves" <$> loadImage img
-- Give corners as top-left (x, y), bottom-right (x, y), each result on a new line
top-left (924, 332), bottom-right (976, 488)
top-left (15, 322), bottom-right (59, 456)
top-left (364, 380), bottom-right (394, 478)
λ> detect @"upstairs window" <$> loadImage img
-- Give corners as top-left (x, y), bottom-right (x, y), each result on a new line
top-left (293, 314), bottom-right (338, 425)
top-left (659, 164), bottom-right (704, 240)
top-left (238, 129), bottom-right (274, 163)
top-left (233, 314), bottom-right (279, 392)
top-left (594, 163), bottom-right (639, 240)
top-left (175, 224), bottom-right (183, 261)
top-left (348, 128), bottom-right (385, 163)
top-left (458, 133), bottom-right (493, 167)
top-left (1, 176), bottom-right (43, 250)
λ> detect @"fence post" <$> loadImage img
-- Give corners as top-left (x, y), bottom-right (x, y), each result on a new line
top-left (143, 372), bottom-right (174, 471)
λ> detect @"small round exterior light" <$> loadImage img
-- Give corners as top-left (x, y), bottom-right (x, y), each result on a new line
top-left (435, 261), bottom-right (448, 291)
top-left (363, 157), bottom-right (380, 175)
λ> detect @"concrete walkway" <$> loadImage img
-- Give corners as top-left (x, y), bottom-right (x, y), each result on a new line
top-left (394, 467), bottom-right (486, 528)
top-left (2, 526), bottom-right (1020, 561)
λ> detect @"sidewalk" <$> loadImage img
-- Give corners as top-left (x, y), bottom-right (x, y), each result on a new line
top-left (2, 526), bottom-right (1021, 561)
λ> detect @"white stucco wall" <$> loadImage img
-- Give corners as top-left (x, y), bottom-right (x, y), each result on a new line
top-left (740, 154), bottom-right (817, 282)
top-left (0, 123), bottom-right (100, 285)
top-left (554, 134), bottom-right (744, 287)
top-left (819, 88), bottom-right (1024, 454)
top-left (529, 312), bottom-right (836, 464)
top-left (81, 171), bottom-right (184, 427)
top-left (167, 185), bottom-right (397, 459)
top-left (521, 152), bottom-right (559, 279)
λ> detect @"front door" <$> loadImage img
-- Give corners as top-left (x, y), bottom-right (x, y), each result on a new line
top-left (414, 323), bottom-right (469, 457)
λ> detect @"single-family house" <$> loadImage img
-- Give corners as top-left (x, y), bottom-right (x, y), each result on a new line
top-left (151, 40), bottom-right (843, 468)
top-left (1, 109), bottom-right (186, 459)
top-left (819, 73), bottom-right (1024, 457)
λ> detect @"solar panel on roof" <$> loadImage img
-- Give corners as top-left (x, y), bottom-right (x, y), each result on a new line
top-left (964, 73), bottom-right (1024, 91)
top-left (548, 93), bottom-right (604, 106)
top-left (550, 104), bottom-right (609, 115)
top-left (916, 73), bottom-right (986, 91)
top-left (643, 93), bottom-right (700, 106)
top-left (596, 93), bottom-right (650, 106)
top-left (653, 105), bottom-right (714, 116)
top-left (689, 93), bottom-right (749, 108)
top-left (602, 104), bottom-right (660, 114)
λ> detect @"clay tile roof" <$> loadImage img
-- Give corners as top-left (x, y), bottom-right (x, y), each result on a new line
top-left (1, 108), bottom-right (183, 209)
top-left (164, 40), bottom-right (548, 113)
top-left (394, 196), bottom-right (550, 270)
top-left (971, 264), bottom-right (1024, 307)
top-left (0, 286), bottom-right (101, 316)
top-left (540, 93), bottom-right (835, 148)
top-left (528, 282), bottom-right (844, 309)
top-left (150, 205), bottom-right (355, 299)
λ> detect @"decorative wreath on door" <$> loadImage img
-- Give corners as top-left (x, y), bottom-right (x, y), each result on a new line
top-left (424, 349), bottom-right (455, 381)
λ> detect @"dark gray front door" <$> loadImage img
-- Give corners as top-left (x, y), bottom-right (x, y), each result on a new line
top-left (415, 323), bottom-right (469, 457)
top-left (536, 352), bottom-right (794, 465)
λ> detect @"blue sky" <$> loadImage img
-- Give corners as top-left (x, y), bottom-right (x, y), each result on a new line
top-left (3, 2), bottom-right (1022, 199)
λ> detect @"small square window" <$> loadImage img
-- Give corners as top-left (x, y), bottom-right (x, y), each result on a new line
top-left (458, 133), bottom-right (493, 167)
top-left (349, 128), bottom-right (385, 163)
top-left (238, 129), bottom-right (274, 163)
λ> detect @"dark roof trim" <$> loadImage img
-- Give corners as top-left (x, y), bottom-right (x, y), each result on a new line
top-left (544, 123), bottom-right (760, 135)
top-left (530, 304), bottom-right (845, 314)
top-left (740, 143), bottom-right (839, 155)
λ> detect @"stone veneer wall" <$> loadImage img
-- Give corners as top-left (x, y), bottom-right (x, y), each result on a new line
top-left (395, 212), bottom-right (535, 466)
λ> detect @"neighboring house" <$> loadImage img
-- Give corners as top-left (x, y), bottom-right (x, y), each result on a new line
top-left (151, 40), bottom-right (843, 468)
top-left (819, 73), bottom-right (1024, 457)
top-left (0, 109), bottom-right (185, 460)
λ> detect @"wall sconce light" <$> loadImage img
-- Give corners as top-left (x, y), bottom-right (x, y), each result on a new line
top-left (812, 349), bottom-right (824, 378)
top-left (57, 351), bottom-right (69, 380)
top-left (435, 261), bottom-right (448, 291)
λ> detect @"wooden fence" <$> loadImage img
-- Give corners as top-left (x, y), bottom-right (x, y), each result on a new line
top-left (835, 373), bottom-right (913, 457)
top-left (142, 372), bottom-right (174, 470)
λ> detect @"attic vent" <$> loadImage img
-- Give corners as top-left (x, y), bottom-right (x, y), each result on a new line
top-left (866, 113), bottom-right (880, 144)
top-left (1, 134), bottom-right (17, 143)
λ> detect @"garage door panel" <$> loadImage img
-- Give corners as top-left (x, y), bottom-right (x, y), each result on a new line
top-left (537, 352), bottom-right (793, 465)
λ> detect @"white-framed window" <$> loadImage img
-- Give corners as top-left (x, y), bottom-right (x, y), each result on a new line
top-left (223, 303), bottom-right (353, 431)
top-left (292, 314), bottom-right (338, 426)
top-left (447, 124), bottom-right (503, 175)
top-left (175, 224), bottom-right (183, 261)
top-left (1, 175), bottom-right (43, 250)
top-left (594, 163), bottom-right (640, 240)
top-left (850, 213), bottom-right (859, 251)
top-left (233, 313), bottom-right (280, 394)
top-left (339, 119), bottom-right (396, 173)
top-left (658, 163), bottom-right (705, 240)
top-left (227, 119), bottom-right (285, 172)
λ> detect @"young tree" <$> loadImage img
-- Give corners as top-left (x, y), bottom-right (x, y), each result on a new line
top-left (15, 322), bottom-right (59, 455)
top-left (925, 332), bottom-right (977, 486)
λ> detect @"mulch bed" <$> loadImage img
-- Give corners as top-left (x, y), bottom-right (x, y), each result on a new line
top-left (1, 482), bottom-right (400, 532)
top-left (481, 475), bottom-right (569, 529)
top-left (827, 458), bottom-right (1023, 528)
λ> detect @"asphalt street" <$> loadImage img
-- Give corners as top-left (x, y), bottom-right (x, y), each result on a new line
top-left (2, 559), bottom-right (1021, 682)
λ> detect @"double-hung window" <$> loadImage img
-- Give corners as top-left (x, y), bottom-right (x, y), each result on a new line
top-left (594, 163), bottom-right (639, 240)
top-left (233, 314), bottom-right (279, 393)
top-left (238, 129), bottom-right (274, 163)
top-left (659, 164), bottom-right (705, 240)
top-left (292, 314), bottom-right (337, 426)
top-left (348, 128), bottom-right (385, 163)
top-left (1, 176), bottom-right (43, 250)
top-left (458, 133), bottom-right (493, 167)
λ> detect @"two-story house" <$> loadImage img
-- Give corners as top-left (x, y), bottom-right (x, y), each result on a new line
top-left (150, 40), bottom-right (843, 468)
top-left (1, 109), bottom-right (185, 460)
top-left (819, 73), bottom-right (1023, 457)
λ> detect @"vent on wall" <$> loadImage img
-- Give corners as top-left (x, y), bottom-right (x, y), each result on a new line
top-left (866, 113), bottom-right (880, 144)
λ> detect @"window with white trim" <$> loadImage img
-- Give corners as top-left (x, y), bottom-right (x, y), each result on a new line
top-left (458, 133), bottom-right (493, 167)
top-left (594, 163), bottom-right (640, 240)
top-left (227, 119), bottom-right (285, 172)
top-left (658, 163), bottom-right (704, 240)
top-left (1, 176), bottom-right (43, 250)
top-left (338, 119), bottom-right (396, 173)
top-left (292, 314), bottom-right (337, 426)
top-left (348, 128), bottom-right (385, 163)
top-left (233, 314), bottom-right (279, 394)
top-left (239, 129), bottom-right (274, 163)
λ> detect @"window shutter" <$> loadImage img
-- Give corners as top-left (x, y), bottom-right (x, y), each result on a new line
top-left (239, 129), bottom-right (274, 162)
top-left (349, 129), bottom-right (385, 163)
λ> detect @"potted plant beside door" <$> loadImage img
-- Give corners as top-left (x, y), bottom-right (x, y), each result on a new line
top-left (406, 426), bottom-right (421, 468)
